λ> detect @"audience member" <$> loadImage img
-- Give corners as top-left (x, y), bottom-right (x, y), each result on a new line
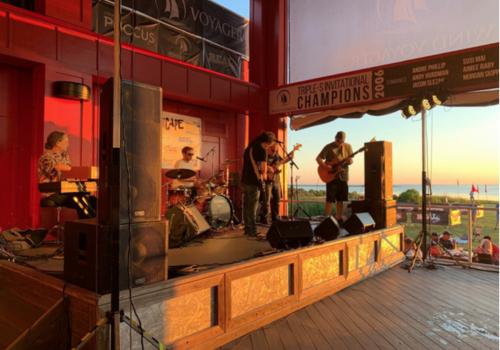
top-left (428, 241), bottom-right (443, 258)
top-left (404, 237), bottom-right (422, 259)
top-left (471, 200), bottom-right (478, 226)
top-left (439, 231), bottom-right (456, 250)
top-left (495, 203), bottom-right (499, 230)
top-left (430, 232), bottom-right (439, 242)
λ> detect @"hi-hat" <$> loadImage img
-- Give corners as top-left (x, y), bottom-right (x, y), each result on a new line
top-left (165, 169), bottom-right (196, 179)
top-left (217, 159), bottom-right (239, 167)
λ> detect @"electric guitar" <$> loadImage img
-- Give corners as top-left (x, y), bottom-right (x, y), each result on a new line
top-left (267, 144), bottom-right (302, 182)
top-left (317, 146), bottom-right (367, 183)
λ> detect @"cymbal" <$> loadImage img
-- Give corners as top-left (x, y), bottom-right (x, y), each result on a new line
top-left (165, 169), bottom-right (196, 179)
top-left (217, 159), bottom-right (239, 167)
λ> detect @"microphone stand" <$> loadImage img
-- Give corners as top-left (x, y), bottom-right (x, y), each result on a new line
top-left (278, 143), bottom-right (300, 221)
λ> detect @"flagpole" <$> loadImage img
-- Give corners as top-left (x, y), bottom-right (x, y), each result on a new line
top-left (457, 180), bottom-right (459, 203)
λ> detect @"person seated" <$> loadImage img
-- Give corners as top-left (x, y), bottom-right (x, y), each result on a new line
top-left (483, 236), bottom-right (499, 264)
top-left (403, 237), bottom-right (422, 259)
top-left (38, 131), bottom-right (96, 219)
top-left (430, 232), bottom-right (439, 242)
top-left (428, 241), bottom-right (443, 258)
top-left (474, 238), bottom-right (495, 264)
top-left (439, 231), bottom-right (456, 250)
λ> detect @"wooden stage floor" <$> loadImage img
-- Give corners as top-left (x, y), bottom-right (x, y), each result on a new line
top-left (216, 262), bottom-right (499, 350)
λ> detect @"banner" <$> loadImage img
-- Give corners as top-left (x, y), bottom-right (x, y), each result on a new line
top-left (158, 23), bottom-right (203, 66)
top-left (396, 209), bottom-right (408, 223)
top-left (203, 41), bottom-right (242, 78)
top-left (161, 113), bottom-right (202, 170)
top-left (269, 45), bottom-right (498, 114)
top-left (411, 210), bottom-right (449, 225)
top-left (111, 0), bottom-right (248, 56)
top-left (477, 205), bottom-right (485, 218)
top-left (449, 209), bottom-right (462, 226)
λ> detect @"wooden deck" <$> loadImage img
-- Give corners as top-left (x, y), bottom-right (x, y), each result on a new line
top-left (217, 263), bottom-right (499, 350)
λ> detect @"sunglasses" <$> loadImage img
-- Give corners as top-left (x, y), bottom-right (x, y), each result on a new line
top-left (186, 153), bottom-right (194, 156)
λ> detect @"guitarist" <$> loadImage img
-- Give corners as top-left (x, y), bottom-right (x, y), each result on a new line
top-left (260, 143), bottom-right (294, 224)
top-left (316, 131), bottom-right (353, 221)
top-left (240, 132), bottom-right (276, 237)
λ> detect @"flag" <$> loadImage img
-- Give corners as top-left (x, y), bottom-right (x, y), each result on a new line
top-left (485, 184), bottom-right (488, 193)
top-left (471, 184), bottom-right (479, 193)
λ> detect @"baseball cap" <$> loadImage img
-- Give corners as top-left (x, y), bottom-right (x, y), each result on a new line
top-left (431, 232), bottom-right (439, 237)
top-left (443, 231), bottom-right (452, 235)
top-left (335, 131), bottom-right (346, 140)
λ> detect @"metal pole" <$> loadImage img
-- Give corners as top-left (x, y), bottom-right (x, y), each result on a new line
top-left (421, 108), bottom-right (427, 262)
top-left (468, 210), bottom-right (473, 267)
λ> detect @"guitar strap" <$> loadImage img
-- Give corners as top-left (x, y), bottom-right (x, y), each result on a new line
top-left (249, 147), bottom-right (264, 182)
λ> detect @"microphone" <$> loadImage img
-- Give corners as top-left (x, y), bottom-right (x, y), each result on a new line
top-left (197, 157), bottom-right (206, 162)
top-left (274, 140), bottom-right (283, 144)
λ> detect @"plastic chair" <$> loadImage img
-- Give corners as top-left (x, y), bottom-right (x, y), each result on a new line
top-left (40, 198), bottom-right (64, 244)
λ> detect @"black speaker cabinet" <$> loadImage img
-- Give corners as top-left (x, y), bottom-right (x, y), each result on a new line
top-left (364, 141), bottom-right (393, 201)
top-left (98, 78), bottom-right (163, 224)
top-left (314, 216), bottom-right (342, 241)
top-left (267, 221), bottom-right (314, 249)
top-left (343, 213), bottom-right (376, 236)
top-left (165, 204), bottom-right (211, 248)
top-left (350, 199), bottom-right (397, 230)
top-left (64, 219), bottom-right (168, 294)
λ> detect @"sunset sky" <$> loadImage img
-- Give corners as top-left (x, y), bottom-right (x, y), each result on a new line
top-left (214, 1), bottom-right (499, 186)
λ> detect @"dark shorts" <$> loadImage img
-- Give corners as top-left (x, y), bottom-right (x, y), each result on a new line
top-left (326, 178), bottom-right (348, 203)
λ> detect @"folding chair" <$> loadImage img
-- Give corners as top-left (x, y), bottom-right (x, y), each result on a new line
top-left (472, 227), bottom-right (483, 242)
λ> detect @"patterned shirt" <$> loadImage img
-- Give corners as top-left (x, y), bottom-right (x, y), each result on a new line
top-left (38, 150), bottom-right (72, 197)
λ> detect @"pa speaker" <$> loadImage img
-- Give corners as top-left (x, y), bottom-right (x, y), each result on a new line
top-left (64, 219), bottom-right (168, 294)
top-left (350, 199), bottom-right (397, 230)
top-left (165, 204), bottom-right (211, 248)
top-left (343, 213), bottom-right (376, 236)
top-left (267, 221), bottom-right (314, 249)
top-left (364, 141), bottom-right (393, 201)
top-left (314, 216), bottom-right (343, 241)
top-left (98, 78), bottom-right (163, 224)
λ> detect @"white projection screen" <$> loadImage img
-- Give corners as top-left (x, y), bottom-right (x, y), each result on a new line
top-left (289, 0), bottom-right (499, 83)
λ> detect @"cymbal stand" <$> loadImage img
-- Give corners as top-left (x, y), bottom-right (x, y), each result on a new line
top-left (281, 143), bottom-right (299, 220)
top-left (164, 182), bottom-right (170, 209)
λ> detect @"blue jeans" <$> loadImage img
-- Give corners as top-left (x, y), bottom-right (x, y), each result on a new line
top-left (261, 181), bottom-right (281, 222)
top-left (242, 183), bottom-right (261, 236)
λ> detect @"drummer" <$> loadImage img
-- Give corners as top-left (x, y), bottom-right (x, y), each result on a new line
top-left (172, 146), bottom-right (198, 193)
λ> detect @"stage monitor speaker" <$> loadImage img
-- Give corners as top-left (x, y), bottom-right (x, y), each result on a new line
top-left (165, 204), bottom-right (211, 248)
top-left (98, 78), bottom-right (163, 224)
top-left (314, 216), bottom-right (343, 241)
top-left (267, 221), bottom-right (314, 249)
top-left (343, 213), bottom-right (376, 236)
top-left (350, 199), bottom-right (397, 230)
top-left (364, 141), bottom-right (393, 201)
top-left (64, 219), bottom-right (168, 294)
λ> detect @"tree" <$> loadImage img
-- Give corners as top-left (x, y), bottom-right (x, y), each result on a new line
top-left (397, 189), bottom-right (421, 203)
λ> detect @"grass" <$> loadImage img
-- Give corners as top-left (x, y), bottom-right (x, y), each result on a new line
top-left (287, 197), bottom-right (499, 247)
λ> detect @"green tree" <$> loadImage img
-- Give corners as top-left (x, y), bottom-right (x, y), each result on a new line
top-left (397, 189), bottom-right (421, 203)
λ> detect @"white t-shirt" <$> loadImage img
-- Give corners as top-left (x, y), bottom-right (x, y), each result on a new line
top-left (172, 159), bottom-right (195, 189)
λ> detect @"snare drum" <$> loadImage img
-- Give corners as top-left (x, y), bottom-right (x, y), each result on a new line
top-left (168, 187), bottom-right (191, 207)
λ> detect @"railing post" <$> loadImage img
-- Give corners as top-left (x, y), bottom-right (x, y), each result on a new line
top-left (467, 209), bottom-right (473, 267)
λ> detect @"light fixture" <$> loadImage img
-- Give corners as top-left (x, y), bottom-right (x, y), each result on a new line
top-left (401, 100), bottom-right (421, 119)
top-left (432, 90), bottom-right (448, 105)
top-left (54, 81), bottom-right (91, 101)
top-left (422, 94), bottom-right (436, 110)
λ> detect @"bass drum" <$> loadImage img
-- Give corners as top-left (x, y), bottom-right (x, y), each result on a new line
top-left (206, 195), bottom-right (234, 229)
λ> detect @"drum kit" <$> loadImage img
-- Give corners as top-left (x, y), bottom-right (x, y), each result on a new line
top-left (165, 159), bottom-right (239, 230)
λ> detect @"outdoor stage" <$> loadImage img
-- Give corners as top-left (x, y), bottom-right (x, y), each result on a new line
top-left (0, 223), bottom-right (405, 350)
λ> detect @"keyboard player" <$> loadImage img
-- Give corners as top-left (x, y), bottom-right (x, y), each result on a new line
top-left (38, 131), bottom-right (96, 218)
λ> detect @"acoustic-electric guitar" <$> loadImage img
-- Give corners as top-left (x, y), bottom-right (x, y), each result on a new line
top-left (317, 146), bottom-right (367, 183)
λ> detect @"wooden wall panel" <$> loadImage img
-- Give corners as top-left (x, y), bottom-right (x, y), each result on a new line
top-left (133, 52), bottom-right (162, 87)
top-left (211, 76), bottom-right (231, 103)
top-left (0, 10), bottom-right (7, 49)
top-left (162, 60), bottom-right (188, 95)
top-left (59, 30), bottom-right (97, 70)
top-left (36, 0), bottom-right (92, 30)
top-left (12, 16), bottom-right (57, 61)
top-left (189, 70), bottom-right (211, 99)
top-left (231, 82), bottom-right (249, 110)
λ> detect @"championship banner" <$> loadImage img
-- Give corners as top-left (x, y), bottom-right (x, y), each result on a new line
top-left (203, 41), bottom-right (242, 78)
top-left (269, 44), bottom-right (498, 115)
top-left (162, 113), bottom-right (202, 170)
top-left (396, 209), bottom-right (408, 223)
top-left (477, 205), bottom-right (485, 218)
top-left (449, 209), bottom-right (462, 226)
top-left (411, 210), bottom-right (449, 225)
top-left (270, 72), bottom-right (372, 114)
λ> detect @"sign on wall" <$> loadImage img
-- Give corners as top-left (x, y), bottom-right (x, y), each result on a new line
top-left (161, 112), bottom-right (202, 169)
